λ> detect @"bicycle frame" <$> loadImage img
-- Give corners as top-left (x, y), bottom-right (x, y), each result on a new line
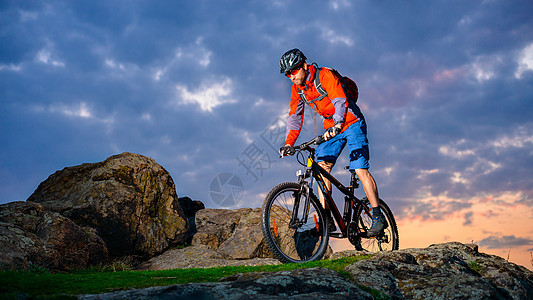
top-left (296, 142), bottom-right (372, 238)
top-left (263, 136), bottom-right (399, 263)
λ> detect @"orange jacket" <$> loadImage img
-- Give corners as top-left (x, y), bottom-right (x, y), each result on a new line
top-left (284, 64), bottom-right (359, 146)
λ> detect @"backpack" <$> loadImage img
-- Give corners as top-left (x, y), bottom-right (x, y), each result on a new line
top-left (298, 65), bottom-right (358, 118)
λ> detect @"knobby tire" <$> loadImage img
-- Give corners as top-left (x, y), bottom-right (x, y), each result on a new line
top-left (352, 197), bottom-right (399, 252)
top-left (261, 182), bottom-right (329, 263)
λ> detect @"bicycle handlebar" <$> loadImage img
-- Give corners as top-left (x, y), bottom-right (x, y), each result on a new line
top-left (279, 136), bottom-right (325, 159)
top-left (294, 135), bottom-right (325, 151)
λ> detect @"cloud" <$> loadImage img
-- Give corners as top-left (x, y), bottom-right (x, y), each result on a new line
top-left (51, 102), bottom-right (92, 118)
top-left (329, 0), bottom-right (351, 11)
top-left (152, 37), bottom-right (213, 82)
top-left (28, 101), bottom-right (116, 128)
top-left (478, 235), bottom-right (533, 250)
top-left (0, 2), bottom-right (532, 270)
top-left (463, 211), bottom-right (473, 226)
top-left (321, 29), bottom-right (354, 46)
top-left (175, 78), bottom-right (236, 112)
top-left (401, 193), bottom-right (472, 221)
top-left (0, 64), bottom-right (23, 72)
top-left (515, 42), bottom-right (533, 79)
top-left (35, 48), bottom-right (65, 67)
top-left (490, 125), bottom-right (533, 151)
top-left (470, 55), bottom-right (501, 82)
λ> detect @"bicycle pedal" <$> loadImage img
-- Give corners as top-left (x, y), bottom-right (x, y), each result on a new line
top-left (329, 233), bottom-right (345, 238)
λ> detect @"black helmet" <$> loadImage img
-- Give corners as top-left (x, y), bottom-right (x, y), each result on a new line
top-left (280, 48), bottom-right (306, 74)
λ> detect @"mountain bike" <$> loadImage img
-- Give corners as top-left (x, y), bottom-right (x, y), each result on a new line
top-left (261, 136), bottom-right (399, 263)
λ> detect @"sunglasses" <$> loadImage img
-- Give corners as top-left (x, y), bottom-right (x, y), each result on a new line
top-left (285, 65), bottom-right (303, 77)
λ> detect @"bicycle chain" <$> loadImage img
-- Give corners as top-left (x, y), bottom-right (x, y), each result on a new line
top-left (347, 221), bottom-right (361, 247)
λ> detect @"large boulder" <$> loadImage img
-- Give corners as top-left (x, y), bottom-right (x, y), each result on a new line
top-left (190, 207), bottom-right (332, 260)
top-left (191, 208), bottom-right (271, 259)
top-left (0, 201), bottom-right (108, 272)
top-left (0, 222), bottom-right (48, 271)
top-left (192, 208), bottom-right (251, 250)
top-left (27, 152), bottom-right (188, 258)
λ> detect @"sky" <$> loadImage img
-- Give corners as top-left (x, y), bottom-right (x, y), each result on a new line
top-left (1, 0), bottom-right (532, 269)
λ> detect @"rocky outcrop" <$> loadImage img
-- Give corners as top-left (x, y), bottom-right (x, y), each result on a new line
top-left (135, 208), bottom-right (285, 271)
top-left (4, 153), bottom-right (532, 300)
top-left (346, 242), bottom-right (533, 299)
top-left (80, 268), bottom-right (374, 300)
top-left (191, 208), bottom-right (252, 251)
top-left (83, 242), bottom-right (533, 300)
top-left (0, 201), bottom-right (108, 272)
top-left (178, 196), bottom-right (205, 243)
top-left (189, 208), bottom-right (331, 261)
top-left (0, 153), bottom-right (209, 271)
top-left (137, 207), bottom-right (336, 270)
top-left (135, 245), bottom-right (280, 270)
top-left (192, 208), bottom-right (271, 259)
top-left (136, 207), bottom-right (276, 269)
top-left (28, 152), bottom-right (188, 258)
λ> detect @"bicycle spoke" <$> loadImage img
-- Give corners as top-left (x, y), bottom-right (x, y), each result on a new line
top-left (261, 182), bottom-right (329, 263)
top-left (351, 198), bottom-right (399, 252)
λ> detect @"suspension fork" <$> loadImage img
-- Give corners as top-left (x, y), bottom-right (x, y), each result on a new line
top-left (290, 150), bottom-right (323, 229)
top-left (290, 169), bottom-right (314, 229)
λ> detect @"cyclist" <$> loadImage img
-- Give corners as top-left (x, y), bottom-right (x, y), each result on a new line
top-left (278, 48), bottom-right (386, 237)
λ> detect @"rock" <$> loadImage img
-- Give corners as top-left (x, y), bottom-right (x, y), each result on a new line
top-left (28, 152), bottom-right (189, 258)
top-left (135, 245), bottom-right (280, 270)
top-left (192, 208), bottom-right (250, 250)
top-left (79, 268), bottom-right (373, 299)
top-left (36, 209), bottom-right (108, 271)
top-left (191, 208), bottom-right (275, 259)
top-left (0, 200), bottom-right (44, 232)
top-left (177, 197), bottom-right (205, 243)
top-left (178, 197), bottom-right (205, 218)
top-left (80, 242), bottom-right (533, 299)
top-left (216, 207), bottom-right (268, 259)
top-left (0, 201), bottom-right (108, 272)
top-left (345, 242), bottom-right (533, 299)
top-left (191, 207), bottom-right (332, 261)
top-left (330, 249), bottom-right (371, 260)
top-left (0, 222), bottom-right (48, 270)
top-left (138, 207), bottom-right (324, 269)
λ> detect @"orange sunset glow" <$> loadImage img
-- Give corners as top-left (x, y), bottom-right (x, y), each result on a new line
top-left (331, 190), bottom-right (533, 271)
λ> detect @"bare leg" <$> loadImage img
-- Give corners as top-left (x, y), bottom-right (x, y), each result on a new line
top-left (355, 168), bottom-right (387, 236)
top-left (317, 161), bottom-right (334, 209)
top-left (354, 168), bottom-right (379, 207)
top-left (317, 161), bottom-right (336, 232)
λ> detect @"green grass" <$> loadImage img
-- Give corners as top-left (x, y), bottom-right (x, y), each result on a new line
top-left (468, 260), bottom-right (483, 273)
top-left (0, 256), bottom-right (375, 298)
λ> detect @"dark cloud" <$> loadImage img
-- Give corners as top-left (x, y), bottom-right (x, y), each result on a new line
top-left (1, 0), bottom-right (532, 216)
top-left (399, 197), bottom-right (472, 221)
top-left (478, 235), bottom-right (533, 250)
top-left (463, 211), bottom-right (473, 226)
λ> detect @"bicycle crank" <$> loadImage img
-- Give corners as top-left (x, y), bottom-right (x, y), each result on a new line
top-left (347, 221), bottom-right (362, 246)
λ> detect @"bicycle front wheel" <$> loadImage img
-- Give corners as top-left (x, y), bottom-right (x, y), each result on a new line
top-left (261, 182), bottom-right (329, 263)
top-left (351, 197), bottom-right (399, 252)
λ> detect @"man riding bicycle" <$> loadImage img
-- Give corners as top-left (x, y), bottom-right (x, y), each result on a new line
top-left (278, 48), bottom-right (386, 237)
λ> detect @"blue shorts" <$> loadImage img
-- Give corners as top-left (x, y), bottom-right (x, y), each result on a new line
top-left (316, 119), bottom-right (370, 170)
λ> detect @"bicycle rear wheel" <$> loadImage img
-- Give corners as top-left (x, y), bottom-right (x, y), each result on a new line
top-left (351, 197), bottom-right (399, 252)
top-left (261, 182), bottom-right (329, 263)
